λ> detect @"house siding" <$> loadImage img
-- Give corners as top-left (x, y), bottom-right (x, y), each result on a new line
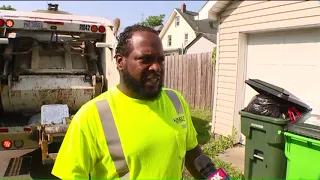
top-left (185, 37), bottom-right (216, 54)
top-left (213, 0), bottom-right (320, 137)
top-left (161, 12), bottom-right (196, 51)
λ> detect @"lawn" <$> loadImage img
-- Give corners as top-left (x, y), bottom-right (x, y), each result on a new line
top-left (182, 108), bottom-right (245, 180)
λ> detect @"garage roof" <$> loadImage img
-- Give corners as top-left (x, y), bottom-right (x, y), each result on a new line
top-left (209, 0), bottom-right (231, 17)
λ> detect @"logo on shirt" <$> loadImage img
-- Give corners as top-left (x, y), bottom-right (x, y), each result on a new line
top-left (173, 115), bottom-right (187, 129)
top-left (173, 116), bottom-right (185, 124)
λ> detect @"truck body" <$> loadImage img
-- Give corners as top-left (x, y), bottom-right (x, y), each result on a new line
top-left (0, 4), bottom-right (120, 164)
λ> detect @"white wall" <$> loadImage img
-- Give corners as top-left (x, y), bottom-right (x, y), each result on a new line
top-left (186, 37), bottom-right (216, 54)
top-left (212, 0), bottom-right (320, 139)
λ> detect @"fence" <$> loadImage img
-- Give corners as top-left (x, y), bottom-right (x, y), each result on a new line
top-left (164, 52), bottom-right (215, 111)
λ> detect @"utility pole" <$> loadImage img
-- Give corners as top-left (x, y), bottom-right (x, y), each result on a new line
top-left (141, 13), bottom-right (144, 22)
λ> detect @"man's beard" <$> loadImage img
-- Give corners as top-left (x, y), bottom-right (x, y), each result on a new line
top-left (122, 66), bottom-right (163, 100)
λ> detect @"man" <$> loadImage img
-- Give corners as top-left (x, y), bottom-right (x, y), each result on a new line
top-left (52, 24), bottom-right (205, 179)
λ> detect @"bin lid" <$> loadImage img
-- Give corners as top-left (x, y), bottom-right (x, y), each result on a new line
top-left (245, 79), bottom-right (312, 111)
top-left (284, 114), bottom-right (320, 140)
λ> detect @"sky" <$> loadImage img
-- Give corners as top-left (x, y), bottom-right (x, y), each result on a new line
top-left (1, 1), bottom-right (206, 31)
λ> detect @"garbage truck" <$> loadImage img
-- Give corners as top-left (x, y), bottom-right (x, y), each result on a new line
top-left (0, 4), bottom-right (120, 164)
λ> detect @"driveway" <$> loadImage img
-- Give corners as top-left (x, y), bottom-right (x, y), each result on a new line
top-left (0, 148), bottom-right (57, 179)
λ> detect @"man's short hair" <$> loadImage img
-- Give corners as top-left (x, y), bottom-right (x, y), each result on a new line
top-left (115, 24), bottom-right (159, 57)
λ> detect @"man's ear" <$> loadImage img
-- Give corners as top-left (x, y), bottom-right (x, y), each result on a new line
top-left (115, 53), bottom-right (125, 71)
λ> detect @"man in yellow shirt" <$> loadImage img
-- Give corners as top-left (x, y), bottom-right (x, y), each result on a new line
top-left (52, 24), bottom-right (206, 179)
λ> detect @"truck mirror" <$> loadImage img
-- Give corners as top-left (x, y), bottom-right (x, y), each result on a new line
top-left (0, 38), bottom-right (9, 45)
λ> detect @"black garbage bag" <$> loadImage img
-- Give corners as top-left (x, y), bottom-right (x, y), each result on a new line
top-left (244, 94), bottom-right (282, 118)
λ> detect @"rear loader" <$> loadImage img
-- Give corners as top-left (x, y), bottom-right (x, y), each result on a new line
top-left (0, 3), bottom-right (120, 165)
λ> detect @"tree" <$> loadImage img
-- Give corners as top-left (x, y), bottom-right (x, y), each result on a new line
top-left (0, 5), bottom-right (16, 11)
top-left (140, 14), bottom-right (165, 28)
top-left (212, 47), bottom-right (216, 67)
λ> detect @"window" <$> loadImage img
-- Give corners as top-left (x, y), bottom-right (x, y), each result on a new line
top-left (168, 35), bottom-right (172, 46)
top-left (184, 33), bottom-right (188, 45)
top-left (176, 16), bottom-right (180, 26)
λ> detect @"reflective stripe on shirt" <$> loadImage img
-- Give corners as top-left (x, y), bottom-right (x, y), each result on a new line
top-left (164, 89), bottom-right (183, 114)
top-left (95, 89), bottom-right (184, 178)
top-left (95, 99), bottom-right (130, 178)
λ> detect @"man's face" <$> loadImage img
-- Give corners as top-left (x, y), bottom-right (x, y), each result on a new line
top-left (117, 31), bottom-right (165, 100)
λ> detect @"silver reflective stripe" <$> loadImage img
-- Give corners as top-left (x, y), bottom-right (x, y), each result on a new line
top-left (165, 90), bottom-right (185, 179)
top-left (164, 89), bottom-right (183, 114)
top-left (95, 100), bottom-right (130, 178)
top-left (95, 90), bottom-right (182, 178)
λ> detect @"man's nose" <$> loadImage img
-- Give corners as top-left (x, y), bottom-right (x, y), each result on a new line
top-left (149, 61), bottom-right (161, 72)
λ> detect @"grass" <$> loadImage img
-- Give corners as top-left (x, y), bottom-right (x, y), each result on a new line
top-left (183, 108), bottom-right (245, 180)
top-left (189, 109), bottom-right (212, 145)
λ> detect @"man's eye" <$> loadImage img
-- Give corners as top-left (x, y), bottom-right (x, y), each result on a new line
top-left (141, 58), bottom-right (149, 62)
top-left (141, 57), bottom-right (152, 63)
top-left (141, 56), bottom-right (164, 64)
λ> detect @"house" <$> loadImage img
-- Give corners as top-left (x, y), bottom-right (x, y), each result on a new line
top-left (154, 25), bottom-right (164, 34)
top-left (159, 3), bottom-right (217, 56)
top-left (206, 0), bottom-right (320, 144)
top-left (184, 33), bottom-right (216, 54)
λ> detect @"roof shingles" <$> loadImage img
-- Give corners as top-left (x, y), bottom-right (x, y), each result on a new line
top-left (175, 8), bottom-right (217, 35)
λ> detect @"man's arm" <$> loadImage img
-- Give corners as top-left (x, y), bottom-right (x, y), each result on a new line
top-left (185, 145), bottom-right (205, 179)
top-left (51, 107), bottom-right (95, 179)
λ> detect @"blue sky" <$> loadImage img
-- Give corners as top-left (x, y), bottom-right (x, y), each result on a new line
top-left (1, 1), bottom-right (206, 31)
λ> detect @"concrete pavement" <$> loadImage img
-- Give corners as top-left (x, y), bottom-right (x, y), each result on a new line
top-left (217, 144), bottom-right (245, 173)
top-left (0, 148), bottom-right (57, 179)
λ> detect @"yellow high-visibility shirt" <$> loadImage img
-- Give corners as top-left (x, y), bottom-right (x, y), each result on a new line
top-left (51, 86), bottom-right (198, 179)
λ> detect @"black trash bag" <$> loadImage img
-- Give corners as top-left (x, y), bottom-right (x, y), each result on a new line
top-left (244, 94), bottom-right (283, 118)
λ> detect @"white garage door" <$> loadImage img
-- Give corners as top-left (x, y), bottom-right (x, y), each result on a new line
top-left (245, 28), bottom-right (320, 115)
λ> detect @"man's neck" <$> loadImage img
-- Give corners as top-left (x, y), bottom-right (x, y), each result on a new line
top-left (117, 83), bottom-right (139, 99)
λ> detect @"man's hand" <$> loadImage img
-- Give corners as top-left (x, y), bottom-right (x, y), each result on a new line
top-left (185, 145), bottom-right (205, 179)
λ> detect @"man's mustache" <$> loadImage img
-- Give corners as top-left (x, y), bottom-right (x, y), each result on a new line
top-left (143, 71), bottom-right (162, 79)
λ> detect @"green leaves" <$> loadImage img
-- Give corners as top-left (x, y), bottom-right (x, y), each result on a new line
top-left (0, 5), bottom-right (16, 11)
top-left (212, 47), bottom-right (216, 67)
top-left (140, 14), bottom-right (165, 28)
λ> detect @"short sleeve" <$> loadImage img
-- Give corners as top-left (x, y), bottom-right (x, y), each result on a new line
top-left (51, 107), bottom-right (94, 179)
top-left (175, 91), bottom-right (198, 151)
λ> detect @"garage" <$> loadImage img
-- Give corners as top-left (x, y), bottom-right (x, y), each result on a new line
top-left (206, 0), bottom-right (320, 142)
top-left (245, 28), bottom-right (320, 114)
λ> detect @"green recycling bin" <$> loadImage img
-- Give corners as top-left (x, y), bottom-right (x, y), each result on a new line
top-left (283, 113), bottom-right (320, 179)
top-left (240, 79), bottom-right (312, 179)
top-left (240, 111), bottom-right (289, 179)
